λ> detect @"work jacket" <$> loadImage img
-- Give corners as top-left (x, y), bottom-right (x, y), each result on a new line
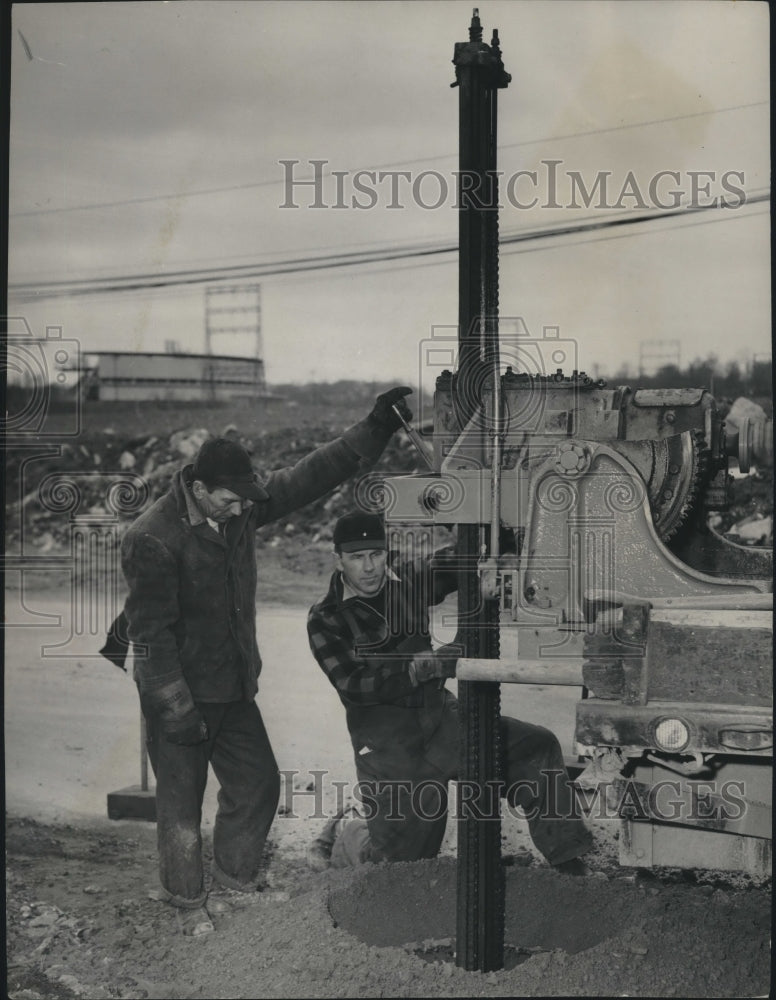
top-left (122, 421), bottom-right (385, 707)
top-left (307, 547), bottom-right (458, 756)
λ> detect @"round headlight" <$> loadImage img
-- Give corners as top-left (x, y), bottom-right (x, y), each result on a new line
top-left (653, 717), bottom-right (690, 752)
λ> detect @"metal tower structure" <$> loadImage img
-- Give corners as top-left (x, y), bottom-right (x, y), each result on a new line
top-left (205, 283), bottom-right (265, 397)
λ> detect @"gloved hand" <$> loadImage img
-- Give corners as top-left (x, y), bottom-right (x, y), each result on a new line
top-left (342, 386), bottom-right (415, 465)
top-left (367, 386), bottom-right (413, 434)
top-left (164, 707), bottom-right (209, 746)
top-left (140, 677), bottom-right (207, 745)
top-left (410, 649), bottom-right (459, 685)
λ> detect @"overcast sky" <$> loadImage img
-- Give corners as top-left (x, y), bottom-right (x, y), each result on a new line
top-left (8, 0), bottom-right (771, 388)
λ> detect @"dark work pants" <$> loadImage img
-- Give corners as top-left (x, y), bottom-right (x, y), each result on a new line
top-left (500, 716), bottom-right (593, 865)
top-left (143, 699), bottom-right (280, 906)
top-left (350, 691), bottom-right (459, 864)
top-left (334, 696), bottom-right (592, 868)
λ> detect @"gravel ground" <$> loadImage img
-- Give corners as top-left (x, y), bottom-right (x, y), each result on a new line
top-left (5, 803), bottom-right (771, 999)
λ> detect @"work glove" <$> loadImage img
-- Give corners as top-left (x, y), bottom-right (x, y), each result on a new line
top-left (342, 386), bottom-right (415, 465)
top-left (367, 386), bottom-right (413, 434)
top-left (410, 646), bottom-right (459, 685)
top-left (163, 707), bottom-right (209, 746)
top-left (141, 677), bottom-right (209, 746)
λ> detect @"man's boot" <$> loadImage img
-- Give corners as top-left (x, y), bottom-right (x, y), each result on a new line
top-left (306, 807), bottom-right (359, 871)
top-left (306, 814), bottom-right (343, 871)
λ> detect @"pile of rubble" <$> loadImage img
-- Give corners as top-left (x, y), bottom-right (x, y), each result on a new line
top-left (5, 421), bottom-right (422, 558)
top-left (7, 404), bottom-right (772, 559)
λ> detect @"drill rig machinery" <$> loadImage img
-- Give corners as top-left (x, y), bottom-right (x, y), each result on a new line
top-left (387, 347), bottom-right (773, 875)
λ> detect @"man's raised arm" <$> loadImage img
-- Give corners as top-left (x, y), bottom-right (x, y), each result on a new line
top-left (254, 387), bottom-right (413, 523)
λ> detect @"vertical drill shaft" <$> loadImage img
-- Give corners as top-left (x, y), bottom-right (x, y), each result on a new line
top-left (452, 8), bottom-right (511, 974)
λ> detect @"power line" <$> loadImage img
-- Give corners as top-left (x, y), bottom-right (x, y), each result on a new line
top-left (11, 194), bottom-right (770, 295)
top-left (9, 229), bottom-right (461, 285)
top-left (9, 100), bottom-right (767, 219)
top-left (281, 201), bottom-right (771, 283)
top-left (14, 183), bottom-right (770, 286)
top-left (500, 100), bottom-right (768, 150)
top-left (501, 203), bottom-right (769, 259)
top-left (8, 192), bottom-right (768, 301)
top-left (501, 192), bottom-right (769, 250)
top-left (211, 203), bottom-right (769, 292)
top-left (17, 200), bottom-right (767, 297)
top-left (11, 183), bottom-right (770, 289)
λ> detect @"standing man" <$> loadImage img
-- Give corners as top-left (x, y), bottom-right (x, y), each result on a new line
top-left (306, 511), bottom-right (593, 872)
top-left (119, 388), bottom-right (412, 935)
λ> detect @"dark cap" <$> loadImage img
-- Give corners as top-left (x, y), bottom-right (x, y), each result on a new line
top-left (333, 512), bottom-right (386, 552)
top-left (191, 438), bottom-right (268, 502)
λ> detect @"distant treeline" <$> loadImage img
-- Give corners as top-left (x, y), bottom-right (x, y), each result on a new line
top-left (271, 380), bottom-right (428, 408)
top-left (271, 363), bottom-right (773, 406)
top-left (11, 364), bottom-right (771, 415)
top-left (272, 379), bottom-right (388, 403)
top-left (611, 356), bottom-right (772, 400)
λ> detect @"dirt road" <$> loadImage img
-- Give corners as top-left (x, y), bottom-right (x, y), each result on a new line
top-left (4, 588), bottom-right (579, 836)
top-left (5, 586), bottom-right (772, 999)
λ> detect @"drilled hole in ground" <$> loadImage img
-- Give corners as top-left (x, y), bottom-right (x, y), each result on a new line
top-left (412, 941), bottom-right (540, 969)
top-left (328, 857), bottom-right (623, 961)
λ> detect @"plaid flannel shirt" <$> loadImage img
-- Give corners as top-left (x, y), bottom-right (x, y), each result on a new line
top-left (307, 547), bottom-right (458, 708)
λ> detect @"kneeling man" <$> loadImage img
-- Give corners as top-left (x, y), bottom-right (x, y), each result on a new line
top-left (306, 512), bottom-right (593, 872)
